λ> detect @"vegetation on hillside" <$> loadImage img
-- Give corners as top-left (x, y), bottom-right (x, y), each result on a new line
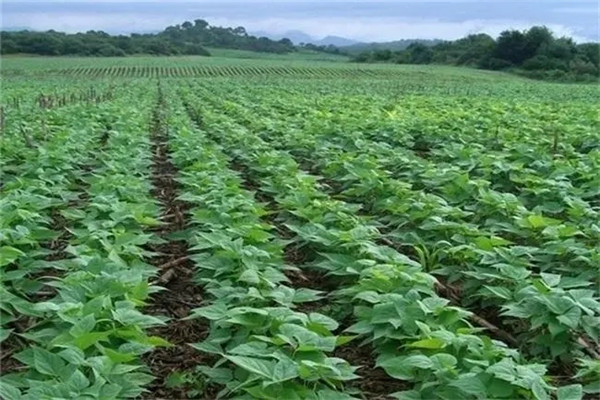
top-left (342, 39), bottom-right (442, 54)
top-left (354, 26), bottom-right (600, 81)
top-left (0, 19), bottom-right (294, 56)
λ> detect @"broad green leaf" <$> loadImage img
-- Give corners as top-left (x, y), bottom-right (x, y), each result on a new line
top-left (69, 314), bottom-right (96, 337)
top-left (73, 331), bottom-right (111, 350)
top-left (407, 337), bottom-right (445, 349)
top-left (0, 328), bottom-right (13, 343)
top-left (532, 380), bottom-right (550, 400)
top-left (557, 384), bottom-right (583, 400)
top-left (483, 285), bottom-right (512, 300)
top-left (271, 359), bottom-right (299, 383)
top-left (112, 308), bottom-right (165, 327)
top-left (0, 382), bottom-right (22, 400)
top-left (540, 273), bottom-right (561, 288)
top-left (58, 347), bottom-right (86, 365)
top-left (224, 355), bottom-right (275, 379)
top-left (187, 303), bottom-right (228, 320)
top-left (33, 347), bottom-right (65, 376)
top-left (239, 269), bottom-right (260, 284)
top-left (0, 246), bottom-right (25, 267)
top-left (378, 355), bottom-right (432, 380)
top-left (68, 369), bottom-right (90, 391)
top-left (450, 373), bottom-right (486, 395)
top-left (229, 342), bottom-right (268, 357)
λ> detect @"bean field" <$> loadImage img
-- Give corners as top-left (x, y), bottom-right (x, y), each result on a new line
top-left (1, 56), bottom-right (599, 400)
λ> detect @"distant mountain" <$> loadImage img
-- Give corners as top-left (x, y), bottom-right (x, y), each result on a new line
top-left (251, 30), bottom-right (358, 47)
top-left (313, 36), bottom-right (358, 47)
top-left (251, 30), bottom-right (441, 53)
top-left (251, 30), bottom-right (313, 44)
top-left (2, 26), bottom-right (34, 31)
top-left (341, 39), bottom-right (443, 54)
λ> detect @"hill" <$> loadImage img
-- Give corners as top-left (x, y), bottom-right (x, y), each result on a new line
top-left (0, 19), bottom-right (295, 57)
top-left (353, 28), bottom-right (600, 82)
top-left (252, 30), bottom-right (358, 47)
top-left (342, 39), bottom-right (442, 54)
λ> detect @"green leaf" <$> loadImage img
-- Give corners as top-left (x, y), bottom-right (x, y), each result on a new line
top-left (0, 382), bottom-right (22, 400)
top-left (487, 360), bottom-right (517, 383)
top-left (73, 331), bottom-right (111, 350)
top-left (187, 303), bottom-right (228, 321)
top-left (483, 286), bottom-right (512, 300)
top-left (145, 335), bottom-right (172, 347)
top-left (58, 347), bottom-right (86, 365)
top-left (229, 342), bottom-right (268, 357)
top-left (271, 359), bottom-right (299, 383)
top-left (224, 355), bottom-right (275, 379)
top-left (378, 355), bottom-right (432, 380)
top-left (354, 291), bottom-right (380, 303)
top-left (556, 307), bottom-right (581, 330)
top-left (583, 380), bottom-right (600, 394)
top-left (0, 246), bottom-right (25, 267)
top-left (33, 347), bottom-right (65, 376)
top-left (112, 308), bottom-right (165, 327)
top-left (532, 380), bottom-right (551, 400)
top-left (407, 337), bottom-right (445, 349)
top-left (69, 314), bottom-right (96, 337)
top-left (239, 269), bottom-right (260, 284)
top-left (68, 369), bottom-right (90, 391)
top-left (371, 303), bottom-right (399, 324)
top-left (335, 336), bottom-right (356, 346)
top-left (103, 348), bottom-right (136, 363)
top-left (540, 273), bottom-right (561, 288)
top-left (527, 214), bottom-right (559, 229)
top-left (346, 320), bottom-right (373, 335)
top-left (197, 366), bottom-right (232, 384)
top-left (557, 384), bottom-right (583, 400)
top-left (309, 313), bottom-right (339, 331)
top-left (190, 341), bottom-right (223, 355)
top-left (0, 328), bottom-right (13, 343)
top-left (450, 373), bottom-right (486, 395)
top-left (165, 371), bottom-right (187, 389)
top-left (98, 383), bottom-right (123, 398)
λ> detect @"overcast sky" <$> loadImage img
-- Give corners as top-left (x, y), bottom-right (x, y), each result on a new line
top-left (1, 1), bottom-right (598, 42)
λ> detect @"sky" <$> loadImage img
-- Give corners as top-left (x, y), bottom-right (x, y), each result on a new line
top-left (1, 1), bottom-right (598, 43)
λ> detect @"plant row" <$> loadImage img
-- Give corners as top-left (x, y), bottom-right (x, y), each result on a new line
top-left (198, 82), bottom-right (599, 374)
top-left (164, 91), bottom-right (362, 399)
top-left (1, 87), bottom-right (169, 399)
top-left (179, 86), bottom-right (572, 400)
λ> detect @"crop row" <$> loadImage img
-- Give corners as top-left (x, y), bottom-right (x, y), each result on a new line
top-left (1, 75), bottom-right (597, 400)
top-left (195, 80), bottom-right (599, 352)
top-left (176, 85), bottom-right (576, 400)
top-left (185, 81), bottom-right (599, 391)
top-left (159, 90), bottom-right (364, 399)
top-left (49, 65), bottom-right (385, 79)
top-left (0, 88), bottom-right (169, 399)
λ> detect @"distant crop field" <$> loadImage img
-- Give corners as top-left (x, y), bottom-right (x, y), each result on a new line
top-left (1, 55), bottom-right (599, 400)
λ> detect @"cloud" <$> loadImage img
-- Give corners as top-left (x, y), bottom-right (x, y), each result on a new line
top-left (3, 1), bottom-right (596, 42)
top-left (20, 10), bottom-right (582, 42)
top-left (553, 6), bottom-right (599, 14)
top-left (3, 12), bottom-right (179, 33)
top-left (202, 16), bottom-right (590, 41)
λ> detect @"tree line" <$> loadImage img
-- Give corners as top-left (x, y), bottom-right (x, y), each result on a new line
top-left (354, 27), bottom-right (599, 81)
top-left (0, 19), bottom-right (295, 56)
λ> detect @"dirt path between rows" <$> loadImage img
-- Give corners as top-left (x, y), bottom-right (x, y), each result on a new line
top-left (143, 85), bottom-right (211, 399)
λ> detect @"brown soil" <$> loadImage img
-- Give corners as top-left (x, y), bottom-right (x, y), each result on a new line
top-left (335, 344), bottom-right (410, 399)
top-left (142, 89), bottom-right (210, 398)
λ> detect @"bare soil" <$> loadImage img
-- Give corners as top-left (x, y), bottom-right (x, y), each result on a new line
top-left (142, 90), bottom-right (212, 399)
